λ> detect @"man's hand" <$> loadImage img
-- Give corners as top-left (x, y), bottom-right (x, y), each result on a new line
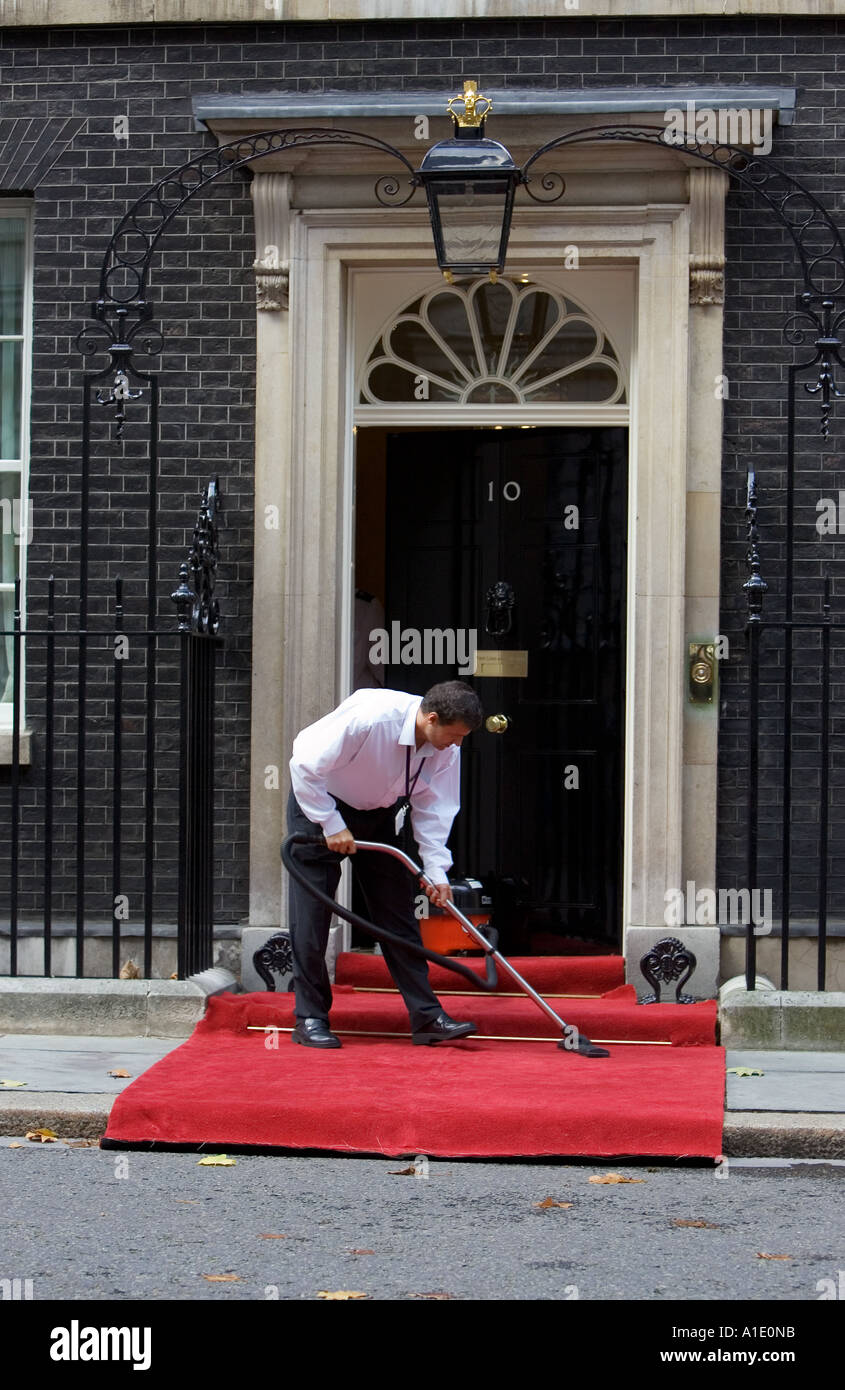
top-left (421, 880), bottom-right (453, 908)
top-left (325, 828), bottom-right (356, 854)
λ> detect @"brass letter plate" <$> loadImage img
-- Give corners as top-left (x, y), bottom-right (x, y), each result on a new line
top-left (473, 650), bottom-right (528, 678)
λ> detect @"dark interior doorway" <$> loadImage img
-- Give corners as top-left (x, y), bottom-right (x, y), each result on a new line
top-left (354, 425), bottom-right (627, 953)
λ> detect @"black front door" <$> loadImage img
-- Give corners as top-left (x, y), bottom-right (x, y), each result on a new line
top-left (383, 426), bottom-right (627, 951)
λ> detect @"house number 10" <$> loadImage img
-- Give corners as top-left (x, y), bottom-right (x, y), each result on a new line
top-left (488, 481), bottom-right (521, 501)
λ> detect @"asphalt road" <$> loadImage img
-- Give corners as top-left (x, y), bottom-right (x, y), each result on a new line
top-left (1, 1141), bottom-right (844, 1304)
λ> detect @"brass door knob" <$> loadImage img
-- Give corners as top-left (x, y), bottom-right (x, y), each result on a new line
top-left (485, 713), bottom-right (509, 734)
top-left (688, 641), bottom-right (716, 704)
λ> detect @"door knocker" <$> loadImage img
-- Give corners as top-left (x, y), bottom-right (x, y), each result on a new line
top-left (485, 580), bottom-right (515, 636)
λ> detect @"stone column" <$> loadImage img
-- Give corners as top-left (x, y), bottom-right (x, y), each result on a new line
top-left (684, 166), bottom-right (728, 909)
top-left (628, 166), bottom-right (728, 1002)
top-left (248, 173), bottom-right (293, 926)
top-left (624, 206), bottom-right (690, 954)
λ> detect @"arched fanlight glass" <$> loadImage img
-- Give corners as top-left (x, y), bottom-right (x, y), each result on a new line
top-left (359, 277), bottom-right (627, 407)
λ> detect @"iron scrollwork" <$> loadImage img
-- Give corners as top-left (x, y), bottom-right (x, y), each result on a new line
top-left (171, 478), bottom-right (221, 635)
top-left (75, 302), bottom-right (164, 439)
top-left (521, 123), bottom-right (845, 436)
top-left (783, 294), bottom-right (845, 439)
top-left (78, 120), bottom-right (845, 438)
top-left (374, 171), bottom-right (418, 207)
top-left (253, 932), bottom-right (295, 991)
top-left (639, 936), bottom-right (699, 1005)
top-left (743, 470), bottom-right (768, 625)
top-left (76, 128), bottom-right (418, 433)
top-left (100, 128), bottom-right (417, 308)
top-left (95, 370), bottom-right (142, 438)
top-left (522, 169), bottom-right (566, 205)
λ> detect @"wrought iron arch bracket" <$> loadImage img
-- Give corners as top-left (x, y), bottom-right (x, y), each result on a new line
top-left (521, 123), bottom-right (845, 297)
top-left (78, 119), bottom-right (845, 442)
top-left (101, 126), bottom-right (417, 306)
top-left (521, 124), bottom-right (845, 438)
top-left (75, 126), bottom-right (419, 398)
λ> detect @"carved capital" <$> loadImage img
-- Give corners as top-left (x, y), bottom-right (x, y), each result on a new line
top-left (253, 265), bottom-right (290, 312)
top-left (688, 167), bottom-right (728, 307)
top-left (689, 261), bottom-right (725, 307)
top-left (251, 172), bottom-right (292, 312)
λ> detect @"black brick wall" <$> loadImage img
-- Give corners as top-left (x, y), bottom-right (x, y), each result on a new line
top-left (0, 14), bottom-right (843, 939)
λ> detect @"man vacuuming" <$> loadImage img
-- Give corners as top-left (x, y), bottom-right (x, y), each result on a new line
top-left (287, 680), bottom-right (484, 1049)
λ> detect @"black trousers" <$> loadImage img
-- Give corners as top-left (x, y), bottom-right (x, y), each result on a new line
top-left (285, 789), bottom-right (443, 1030)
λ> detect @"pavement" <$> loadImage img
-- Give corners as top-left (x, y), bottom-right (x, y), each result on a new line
top-left (1, 1031), bottom-right (845, 1155)
top-left (723, 1050), bottom-right (845, 1158)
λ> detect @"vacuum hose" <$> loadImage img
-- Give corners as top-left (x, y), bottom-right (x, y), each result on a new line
top-left (281, 832), bottom-right (499, 991)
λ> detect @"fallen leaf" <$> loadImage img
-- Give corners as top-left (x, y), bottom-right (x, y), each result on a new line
top-left (202, 1273), bottom-right (241, 1282)
top-left (757, 1253), bottom-right (792, 1261)
top-left (63, 1138), bottom-right (100, 1147)
top-left (534, 1197), bottom-right (574, 1209)
top-left (589, 1173), bottom-right (645, 1185)
top-left (673, 1218), bottom-right (719, 1229)
top-left (8, 1142), bottom-right (24, 1148)
top-left (175, 1200), bottom-right (200, 1204)
top-left (0, 1079), bottom-right (27, 1088)
top-left (197, 1155), bottom-right (236, 1166)
top-left (170, 972), bottom-right (178, 980)
top-left (119, 960), bottom-right (140, 979)
top-left (107, 1068), bottom-right (131, 1078)
top-left (409, 1291), bottom-right (454, 1300)
top-left (258, 1233), bottom-right (289, 1239)
top-left (25, 1128), bottom-right (58, 1143)
top-left (348, 1249), bottom-right (375, 1255)
top-left (317, 1291), bottom-right (368, 1300)
top-left (389, 1166), bottom-right (417, 1176)
top-left (727, 1067), bottom-right (764, 1077)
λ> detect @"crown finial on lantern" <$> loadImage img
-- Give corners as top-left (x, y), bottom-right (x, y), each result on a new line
top-left (446, 80), bottom-right (492, 129)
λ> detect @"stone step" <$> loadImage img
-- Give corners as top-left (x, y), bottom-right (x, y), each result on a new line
top-left (719, 990), bottom-right (845, 1050)
top-left (0, 969), bottom-right (238, 1037)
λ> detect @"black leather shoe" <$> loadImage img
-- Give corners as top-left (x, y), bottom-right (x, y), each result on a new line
top-left (291, 1017), bottom-right (341, 1049)
top-left (412, 1012), bottom-right (477, 1045)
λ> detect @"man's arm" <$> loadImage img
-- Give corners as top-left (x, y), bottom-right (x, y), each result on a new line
top-left (410, 749), bottom-right (460, 896)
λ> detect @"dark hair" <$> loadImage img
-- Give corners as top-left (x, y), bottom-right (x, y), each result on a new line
top-left (421, 680), bottom-right (484, 731)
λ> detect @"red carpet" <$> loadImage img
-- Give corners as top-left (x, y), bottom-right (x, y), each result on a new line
top-left (335, 951), bottom-right (626, 995)
top-left (103, 953), bottom-right (724, 1159)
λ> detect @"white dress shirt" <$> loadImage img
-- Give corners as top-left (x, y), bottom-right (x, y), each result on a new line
top-left (289, 688), bottom-right (461, 881)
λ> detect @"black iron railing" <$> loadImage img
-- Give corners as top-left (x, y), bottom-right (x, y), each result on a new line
top-left (172, 479), bottom-right (222, 979)
top-left (1, 480), bottom-right (221, 979)
top-left (743, 468), bottom-right (842, 992)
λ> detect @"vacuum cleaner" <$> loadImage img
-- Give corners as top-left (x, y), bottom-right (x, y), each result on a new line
top-left (281, 832), bottom-right (609, 1059)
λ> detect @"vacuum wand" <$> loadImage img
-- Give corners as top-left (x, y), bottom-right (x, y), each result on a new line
top-left (351, 839), bottom-right (609, 1059)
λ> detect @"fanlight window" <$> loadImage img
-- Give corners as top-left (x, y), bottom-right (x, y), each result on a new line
top-left (359, 277), bottom-right (626, 406)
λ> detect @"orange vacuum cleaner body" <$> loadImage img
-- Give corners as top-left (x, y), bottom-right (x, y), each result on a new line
top-left (419, 877), bottom-right (491, 955)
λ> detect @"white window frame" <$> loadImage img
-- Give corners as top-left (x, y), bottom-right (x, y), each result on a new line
top-left (0, 200), bottom-right (33, 730)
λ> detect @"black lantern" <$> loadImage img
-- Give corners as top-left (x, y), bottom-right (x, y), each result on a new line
top-left (419, 81), bottom-right (521, 279)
